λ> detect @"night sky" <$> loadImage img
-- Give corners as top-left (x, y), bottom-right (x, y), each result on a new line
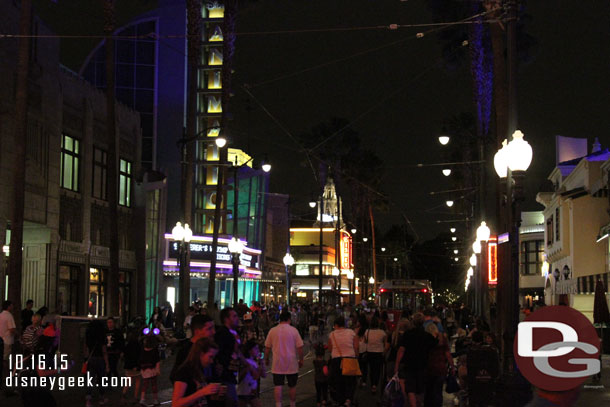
top-left (32, 0), bottom-right (610, 241)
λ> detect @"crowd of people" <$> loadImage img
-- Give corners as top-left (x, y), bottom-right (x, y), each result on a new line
top-left (0, 297), bottom-right (512, 407)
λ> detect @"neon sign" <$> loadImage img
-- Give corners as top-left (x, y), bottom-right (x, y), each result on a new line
top-left (488, 236), bottom-right (497, 285)
top-left (340, 233), bottom-right (352, 270)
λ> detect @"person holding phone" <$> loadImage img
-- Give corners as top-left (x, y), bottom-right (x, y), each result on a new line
top-left (173, 338), bottom-right (224, 407)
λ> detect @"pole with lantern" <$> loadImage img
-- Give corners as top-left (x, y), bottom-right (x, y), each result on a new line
top-left (228, 237), bottom-right (244, 308)
top-left (494, 129), bottom-right (533, 372)
top-left (283, 252), bottom-right (295, 306)
top-left (172, 222), bottom-right (193, 325)
top-left (476, 221), bottom-right (491, 323)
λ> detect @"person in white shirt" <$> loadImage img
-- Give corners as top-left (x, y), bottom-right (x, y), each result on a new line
top-left (362, 317), bottom-right (388, 393)
top-left (328, 315), bottom-right (359, 407)
top-left (0, 301), bottom-right (17, 361)
top-left (264, 310), bottom-right (304, 407)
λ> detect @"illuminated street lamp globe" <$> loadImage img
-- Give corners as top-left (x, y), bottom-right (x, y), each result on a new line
top-left (450, 228), bottom-right (456, 233)
top-left (393, 257), bottom-right (398, 262)
top-left (368, 276), bottom-right (375, 284)
top-left (467, 267), bottom-right (474, 277)
top-left (453, 249), bottom-right (458, 254)
top-left (228, 237), bottom-right (245, 255)
top-left (261, 162), bottom-right (272, 173)
top-left (446, 200), bottom-right (454, 208)
top-left (451, 237), bottom-right (457, 242)
top-left (476, 221), bottom-right (491, 242)
top-left (438, 136), bottom-right (450, 145)
top-left (472, 240), bottom-right (481, 254)
top-left (381, 247), bottom-right (386, 252)
top-left (494, 139), bottom-right (509, 178)
top-left (283, 252), bottom-right (295, 267)
top-left (309, 201), bottom-right (317, 208)
top-left (442, 168), bottom-right (451, 176)
top-left (454, 257), bottom-right (459, 262)
top-left (469, 253), bottom-right (477, 267)
top-left (215, 136), bottom-right (227, 148)
top-left (350, 228), bottom-right (357, 234)
top-left (172, 222), bottom-right (192, 242)
top-left (363, 237), bottom-right (368, 242)
top-left (506, 130), bottom-right (533, 172)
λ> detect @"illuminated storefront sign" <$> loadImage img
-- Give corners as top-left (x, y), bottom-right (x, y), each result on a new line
top-left (168, 241), bottom-right (259, 269)
top-left (488, 237), bottom-right (498, 285)
top-left (340, 232), bottom-right (352, 270)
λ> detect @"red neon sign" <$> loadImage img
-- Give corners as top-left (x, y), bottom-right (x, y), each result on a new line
top-left (488, 237), bottom-right (497, 285)
top-left (340, 233), bottom-right (352, 270)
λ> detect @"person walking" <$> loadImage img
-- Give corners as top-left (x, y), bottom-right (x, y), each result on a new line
top-left (105, 317), bottom-right (125, 378)
top-left (328, 315), bottom-right (359, 407)
top-left (313, 343), bottom-right (329, 407)
top-left (394, 313), bottom-right (438, 407)
top-left (214, 307), bottom-right (242, 407)
top-left (264, 310), bottom-right (304, 407)
top-left (85, 320), bottom-right (110, 407)
top-left (364, 317), bottom-right (387, 394)
top-left (172, 338), bottom-right (223, 407)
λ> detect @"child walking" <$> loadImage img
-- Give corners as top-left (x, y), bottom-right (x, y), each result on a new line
top-left (313, 344), bottom-right (329, 407)
top-left (139, 335), bottom-right (161, 405)
top-left (237, 339), bottom-right (266, 407)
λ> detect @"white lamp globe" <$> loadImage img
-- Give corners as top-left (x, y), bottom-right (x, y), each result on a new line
top-left (368, 276), bottom-right (375, 284)
top-left (446, 200), bottom-right (454, 207)
top-left (469, 253), bottom-right (477, 266)
top-left (183, 223), bottom-right (193, 242)
top-left (454, 257), bottom-right (459, 262)
top-left (472, 240), bottom-right (481, 254)
top-left (454, 249), bottom-right (459, 254)
top-left (451, 237), bottom-right (457, 242)
top-left (507, 130), bottom-right (533, 172)
top-left (450, 228), bottom-right (456, 233)
top-left (494, 139), bottom-right (508, 178)
top-left (438, 136), bottom-right (450, 145)
top-left (261, 163), bottom-right (271, 173)
top-left (442, 169), bottom-right (451, 176)
top-left (350, 228), bottom-right (357, 234)
top-left (283, 252), bottom-right (295, 267)
top-left (215, 136), bottom-right (227, 148)
top-left (309, 201), bottom-right (317, 208)
top-left (467, 267), bottom-right (474, 277)
top-left (228, 237), bottom-right (244, 254)
top-left (363, 237), bottom-right (368, 242)
top-left (172, 222), bottom-right (184, 241)
top-left (476, 221), bottom-right (491, 242)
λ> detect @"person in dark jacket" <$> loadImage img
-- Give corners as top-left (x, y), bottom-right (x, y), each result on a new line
top-left (214, 307), bottom-right (242, 407)
top-left (105, 317), bottom-right (125, 378)
top-left (170, 314), bottom-right (215, 382)
top-left (21, 299), bottom-right (34, 332)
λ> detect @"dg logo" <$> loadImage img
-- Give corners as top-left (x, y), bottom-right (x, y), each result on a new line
top-left (514, 306), bottom-right (601, 391)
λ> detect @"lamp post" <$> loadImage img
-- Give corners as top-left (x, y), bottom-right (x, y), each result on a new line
top-left (476, 221), bottom-right (491, 322)
top-left (494, 129), bottom-right (532, 372)
top-left (347, 270), bottom-right (354, 305)
top-left (172, 222), bottom-right (192, 323)
top-left (228, 237), bottom-right (244, 308)
top-left (283, 252), bottom-right (295, 306)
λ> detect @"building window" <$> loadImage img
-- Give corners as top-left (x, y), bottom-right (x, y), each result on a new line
top-left (58, 265), bottom-right (79, 316)
top-left (521, 240), bottom-right (544, 275)
top-left (119, 159), bottom-right (132, 207)
top-left (555, 207), bottom-right (560, 241)
top-left (60, 134), bottom-right (80, 191)
top-left (89, 268), bottom-right (105, 317)
top-left (92, 148), bottom-right (107, 200)
top-left (546, 216), bottom-right (554, 245)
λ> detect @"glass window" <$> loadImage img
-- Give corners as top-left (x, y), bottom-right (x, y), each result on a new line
top-left (60, 134), bottom-right (80, 191)
top-left (555, 207), bottom-right (560, 241)
top-left (116, 63), bottom-right (135, 87)
top-left (546, 217), bottom-right (554, 245)
top-left (136, 41), bottom-right (155, 65)
top-left (58, 265), bottom-right (79, 316)
top-left (92, 148), bottom-right (107, 200)
top-left (89, 268), bottom-right (105, 317)
top-left (521, 240), bottom-right (543, 275)
top-left (119, 159), bottom-right (132, 207)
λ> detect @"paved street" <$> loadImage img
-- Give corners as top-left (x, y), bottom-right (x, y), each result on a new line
top-left (1, 343), bottom-right (609, 406)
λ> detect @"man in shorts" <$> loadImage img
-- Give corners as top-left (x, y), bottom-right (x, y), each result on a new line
top-left (264, 311), bottom-right (304, 407)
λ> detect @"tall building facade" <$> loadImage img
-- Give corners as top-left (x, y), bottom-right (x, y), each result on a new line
top-left (0, 1), bottom-right (151, 324)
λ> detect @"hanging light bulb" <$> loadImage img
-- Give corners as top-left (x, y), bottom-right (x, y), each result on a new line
top-left (446, 200), bottom-right (454, 207)
top-left (454, 249), bottom-right (459, 254)
top-left (470, 253), bottom-right (477, 266)
top-left (506, 130), bottom-right (533, 172)
top-left (438, 136), bottom-right (450, 145)
top-left (451, 237), bottom-right (457, 242)
top-left (450, 228), bottom-right (456, 233)
top-left (442, 168), bottom-right (451, 176)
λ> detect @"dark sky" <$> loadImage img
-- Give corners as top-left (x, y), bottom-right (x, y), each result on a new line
top-left (32, 0), bottom-right (610, 242)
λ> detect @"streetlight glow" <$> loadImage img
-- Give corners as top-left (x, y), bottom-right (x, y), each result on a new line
top-left (446, 200), bottom-right (454, 207)
top-left (494, 139), bottom-right (509, 178)
top-left (451, 237), bottom-right (457, 242)
top-left (261, 163), bottom-right (271, 172)
top-left (215, 136), bottom-right (227, 148)
top-left (506, 130), bottom-right (533, 172)
top-left (476, 221), bottom-right (491, 242)
top-left (350, 228), bottom-right (357, 234)
top-left (368, 276), bottom-right (375, 284)
top-left (363, 237), bottom-right (368, 242)
top-left (309, 201), bottom-right (317, 208)
top-left (283, 252), bottom-right (295, 266)
top-left (470, 253), bottom-right (477, 266)
top-left (454, 249), bottom-right (458, 254)
top-left (381, 247), bottom-right (386, 252)
top-left (450, 228), bottom-right (456, 233)
top-left (172, 222), bottom-right (184, 241)
top-left (472, 240), bottom-right (481, 254)
top-left (438, 136), bottom-right (450, 145)
top-left (228, 237), bottom-right (244, 254)
top-left (442, 168), bottom-right (451, 176)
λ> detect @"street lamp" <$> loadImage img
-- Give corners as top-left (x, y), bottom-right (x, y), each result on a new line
top-left (368, 276), bottom-right (375, 284)
top-left (450, 228), bottom-right (456, 233)
top-left (469, 253), bottom-right (477, 267)
top-left (261, 162), bottom-right (272, 173)
top-left (309, 200), bottom-right (317, 208)
top-left (381, 247), bottom-right (386, 252)
top-left (451, 237), bottom-right (457, 242)
top-left (475, 221), bottom-right (491, 321)
top-left (228, 237), bottom-right (244, 308)
top-left (472, 240), bottom-right (481, 254)
top-left (283, 252), bottom-right (295, 306)
top-left (476, 221), bottom-right (491, 242)
top-left (362, 237), bottom-right (368, 242)
top-left (438, 136), bottom-right (450, 145)
top-left (446, 200), bottom-right (454, 207)
top-left (350, 228), bottom-right (357, 234)
top-left (347, 270), bottom-right (355, 305)
top-left (214, 136), bottom-right (227, 148)
top-left (172, 222), bottom-right (192, 320)
top-left (453, 249), bottom-right (459, 254)
top-left (442, 169), bottom-right (451, 176)
top-left (495, 129), bottom-right (532, 372)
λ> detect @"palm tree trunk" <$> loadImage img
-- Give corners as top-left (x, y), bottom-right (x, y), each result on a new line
top-left (8, 0), bottom-right (33, 327)
top-left (103, 0), bottom-right (120, 317)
